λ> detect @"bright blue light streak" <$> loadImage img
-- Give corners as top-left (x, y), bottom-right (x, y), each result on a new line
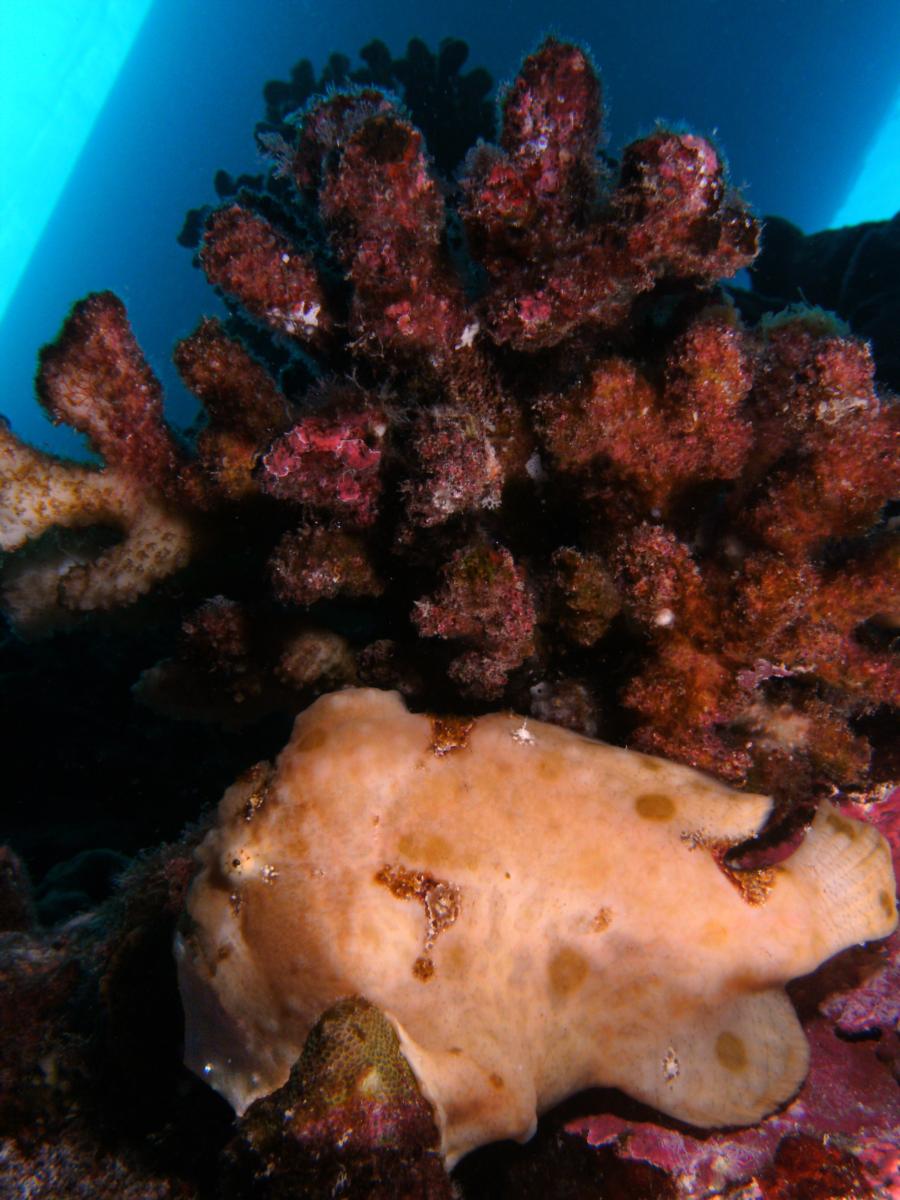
top-left (831, 80), bottom-right (900, 228)
top-left (0, 1), bottom-right (154, 322)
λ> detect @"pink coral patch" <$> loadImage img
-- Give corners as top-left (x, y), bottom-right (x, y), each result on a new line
top-left (260, 411), bottom-right (385, 526)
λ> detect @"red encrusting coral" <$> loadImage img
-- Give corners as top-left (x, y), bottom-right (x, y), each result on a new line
top-left (259, 399), bottom-right (387, 525)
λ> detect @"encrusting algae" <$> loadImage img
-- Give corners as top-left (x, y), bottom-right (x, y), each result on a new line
top-left (176, 688), bottom-right (897, 1167)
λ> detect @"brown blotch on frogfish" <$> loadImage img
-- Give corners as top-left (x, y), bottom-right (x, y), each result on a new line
top-left (175, 688), bottom-right (897, 1167)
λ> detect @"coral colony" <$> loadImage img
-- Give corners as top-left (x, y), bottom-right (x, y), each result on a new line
top-left (0, 35), bottom-right (898, 1200)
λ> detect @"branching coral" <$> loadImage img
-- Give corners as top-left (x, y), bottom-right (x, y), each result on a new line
top-left (0, 293), bottom-right (196, 629)
top-left (3, 38), bottom-right (896, 801)
top-left (3, 37), bottom-right (897, 800)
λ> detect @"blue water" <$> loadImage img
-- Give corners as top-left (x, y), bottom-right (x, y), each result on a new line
top-left (2, 0), bottom-right (899, 454)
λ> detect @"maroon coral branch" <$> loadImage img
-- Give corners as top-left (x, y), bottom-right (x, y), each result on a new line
top-left (622, 637), bottom-right (752, 781)
top-left (269, 525), bottom-right (382, 606)
top-left (742, 401), bottom-right (899, 557)
top-left (201, 205), bottom-right (331, 342)
top-left (549, 548), bottom-right (622, 648)
top-left (462, 40), bottom-right (758, 350)
top-left (36, 291), bottom-right (181, 490)
top-left (535, 309), bottom-right (754, 517)
top-left (317, 111), bottom-right (472, 358)
top-left (413, 544), bottom-right (536, 699)
top-left (296, 88), bottom-right (473, 363)
top-left (748, 312), bottom-right (880, 469)
top-left (291, 90), bottom-right (396, 194)
top-left (175, 318), bottom-right (291, 442)
top-left (174, 318), bottom-right (292, 503)
top-left (662, 309), bottom-right (754, 469)
top-left (400, 407), bottom-right (503, 528)
top-left (499, 38), bottom-right (602, 218)
top-left (615, 131), bottom-right (758, 279)
top-left (462, 38), bottom-right (601, 267)
top-left (813, 537), bottom-right (900, 630)
top-left (612, 525), bottom-right (717, 638)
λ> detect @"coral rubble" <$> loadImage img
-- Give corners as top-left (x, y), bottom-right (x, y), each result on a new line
top-left (1, 31), bottom-right (898, 1200)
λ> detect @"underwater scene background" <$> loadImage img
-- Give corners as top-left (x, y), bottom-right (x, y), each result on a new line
top-left (0, 1), bottom-right (898, 1197)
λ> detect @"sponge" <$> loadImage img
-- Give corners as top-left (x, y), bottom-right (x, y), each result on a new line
top-left (176, 688), bottom-right (897, 1166)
